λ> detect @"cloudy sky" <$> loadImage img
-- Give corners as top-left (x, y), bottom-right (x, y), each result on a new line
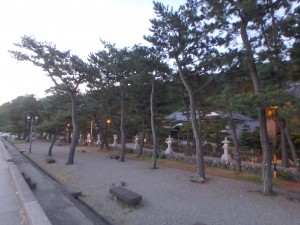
top-left (0, 0), bottom-right (184, 105)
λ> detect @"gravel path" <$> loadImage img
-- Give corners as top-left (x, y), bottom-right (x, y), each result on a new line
top-left (16, 142), bottom-right (300, 225)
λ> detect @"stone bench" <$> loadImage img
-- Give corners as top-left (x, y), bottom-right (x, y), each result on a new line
top-left (109, 154), bottom-right (120, 159)
top-left (45, 157), bottom-right (56, 164)
top-left (109, 186), bottom-right (142, 205)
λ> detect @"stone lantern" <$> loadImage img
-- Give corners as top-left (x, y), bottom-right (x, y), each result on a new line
top-left (134, 134), bottom-right (139, 150)
top-left (112, 134), bottom-right (118, 147)
top-left (165, 135), bottom-right (174, 155)
top-left (221, 137), bottom-right (231, 161)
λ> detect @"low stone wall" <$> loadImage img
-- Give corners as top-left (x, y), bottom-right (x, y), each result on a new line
top-left (131, 147), bottom-right (298, 181)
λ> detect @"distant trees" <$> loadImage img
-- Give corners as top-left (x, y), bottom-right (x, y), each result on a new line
top-left (0, 95), bottom-right (38, 139)
top-left (88, 42), bottom-right (134, 162)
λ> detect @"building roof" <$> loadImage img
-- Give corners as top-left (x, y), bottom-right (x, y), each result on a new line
top-left (166, 111), bottom-right (256, 122)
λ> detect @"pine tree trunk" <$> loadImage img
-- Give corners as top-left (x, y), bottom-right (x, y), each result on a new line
top-left (150, 76), bottom-right (158, 169)
top-left (258, 109), bottom-right (273, 194)
top-left (280, 126), bottom-right (289, 168)
top-left (240, 16), bottom-right (273, 194)
top-left (284, 121), bottom-right (300, 179)
top-left (175, 57), bottom-right (205, 181)
top-left (119, 84), bottom-right (126, 162)
top-left (66, 91), bottom-right (79, 165)
top-left (228, 109), bottom-right (242, 173)
top-left (101, 132), bottom-right (110, 150)
top-left (138, 132), bottom-right (145, 156)
top-left (47, 133), bottom-right (57, 156)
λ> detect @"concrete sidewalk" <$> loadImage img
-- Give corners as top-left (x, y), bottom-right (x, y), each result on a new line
top-left (15, 141), bottom-right (300, 225)
top-left (0, 139), bottom-right (51, 225)
top-left (2, 138), bottom-right (112, 225)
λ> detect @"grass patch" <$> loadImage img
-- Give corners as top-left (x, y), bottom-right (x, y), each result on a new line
top-left (10, 140), bottom-right (27, 145)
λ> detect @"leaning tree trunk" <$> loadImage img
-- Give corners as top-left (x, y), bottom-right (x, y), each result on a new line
top-left (150, 76), bottom-right (158, 169)
top-left (283, 127), bottom-right (300, 180)
top-left (228, 109), bottom-right (242, 173)
top-left (66, 91), bottom-right (79, 165)
top-left (119, 83), bottom-right (126, 162)
top-left (240, 16), bottom-right (273, 195)
top-left (276, 116), bottom-right (289, 168)
top-left (176, 57), bottom-right (205, 181)
top-left (47, 133), bottom-right (58, 156)
top-left (280, 125), bottom-right (289, 168)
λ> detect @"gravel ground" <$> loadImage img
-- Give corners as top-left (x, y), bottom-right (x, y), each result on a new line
top-left (16, 142), bottom-right (300, 225)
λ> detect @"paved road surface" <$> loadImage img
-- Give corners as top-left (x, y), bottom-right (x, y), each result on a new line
top-left (4, 139), bottom-right (110, 225)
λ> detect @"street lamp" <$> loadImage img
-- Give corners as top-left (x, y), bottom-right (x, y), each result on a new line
top-left (27, 115), bottom-right (38, 153)
top-left (106, 118), bottom-right (111, 133)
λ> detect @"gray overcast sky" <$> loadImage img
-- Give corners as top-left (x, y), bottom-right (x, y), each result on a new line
top-left (0, 0), bottom-right (184, 105)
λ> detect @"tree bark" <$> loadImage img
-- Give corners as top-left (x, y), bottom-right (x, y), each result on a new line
top-left (101, 131), bottom-right (110, 150)
top-left (138, 132), bottom-right (145, 156)
top-left (283, 126), bottom-right (300, 180)
top-left (280, 125), bottom-right (289, 168)
top-left (240, 15), bottom-right (273, 195)
top-left (66, 91), bottom-right (79, 165)
top-left (47, 133), bottom-right (57, 156)
top-left (186, 112), bottom-right (191, 156)
top-left (150, 76), bottom-right (158, 169)
top-left (228, 109), bottom-right (242, 173)
top-left (119, 83), bottom-right (126, 162)
top-left (175, 57), bottom-right (205, 181)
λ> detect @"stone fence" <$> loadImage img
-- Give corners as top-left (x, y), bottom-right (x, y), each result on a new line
top-left (130, 147), bottom-right (298, 181)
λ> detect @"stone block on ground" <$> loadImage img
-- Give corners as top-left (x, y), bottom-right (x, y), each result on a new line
top-left (109, 186), bottom-right (142, 205)
top-left (45, 157), bottom-right (56, 164)
top-left (109, 154), bottom-right (120, 159)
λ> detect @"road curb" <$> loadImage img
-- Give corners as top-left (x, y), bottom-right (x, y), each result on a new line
top-left (0, 140), bottom-right (13, 162)
top-left (8, 161), bottom-right (52, 225)
top-left (0, 139), bottom-right (52, 225)
top-left (20, 149), bottom-right (113, 225)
